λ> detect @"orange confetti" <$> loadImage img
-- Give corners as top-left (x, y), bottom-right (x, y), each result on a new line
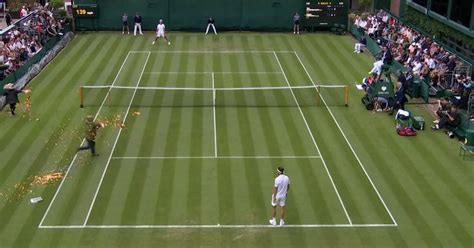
top-left (31, 172), bottom-right (64, 186)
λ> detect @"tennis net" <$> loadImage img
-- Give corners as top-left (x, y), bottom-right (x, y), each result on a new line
top-left (80, 85), bottom-right (349, 108)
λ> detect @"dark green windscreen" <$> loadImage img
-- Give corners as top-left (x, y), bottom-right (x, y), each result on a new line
top-left (73, 0), bottom-right (311, 31)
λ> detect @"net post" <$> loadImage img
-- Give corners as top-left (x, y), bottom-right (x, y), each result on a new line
top-left (344, 85), bottom-right (349, 107)
top-left (80, 86), bottom-right (84, 108)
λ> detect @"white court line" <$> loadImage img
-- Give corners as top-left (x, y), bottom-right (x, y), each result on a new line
top-left (111, 156), bottom-right (322, 160)
top-left (144, 72), bottom-right (283, 75)
top-left (212, 72), bottom-right (218, 158)
top-left (130, 50), bottom-right (295, 53)
top-left (273, 51), bottom-right (353, 225)
top-left (82, 52), bottom-right (152, 226)
top-left (39, 223), bottom-right (397, 229)
top-left (293, 51), bottom-right (398, 226)
top-left (38, 51), bottom-right (133, 228)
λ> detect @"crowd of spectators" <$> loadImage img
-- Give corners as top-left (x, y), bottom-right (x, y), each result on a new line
top-left (0, 3), bottom-right (64, 80)
top-left (354, 10), bottom-right (473, 137)
top-left (354, 10), bottom-right (472, 110)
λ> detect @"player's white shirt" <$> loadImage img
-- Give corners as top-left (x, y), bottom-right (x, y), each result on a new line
top-left (274, 174), bottom-right (290, 199)
top-left (157, 24), bottom-right (165, 33)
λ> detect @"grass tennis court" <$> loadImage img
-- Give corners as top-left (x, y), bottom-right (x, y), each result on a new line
top-left (0, 32), bottom-right (472, 247)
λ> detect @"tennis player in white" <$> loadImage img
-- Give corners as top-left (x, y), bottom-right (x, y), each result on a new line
top-left (152, 19), bottom-right (171, 45)
top-left (269, 166), bottom-right (290, 226)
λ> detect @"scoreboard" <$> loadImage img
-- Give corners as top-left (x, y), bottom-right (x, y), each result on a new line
top-left (72, 4), bottom-right (98, 18)
top-left (305, 1), bottom-right (348, 27)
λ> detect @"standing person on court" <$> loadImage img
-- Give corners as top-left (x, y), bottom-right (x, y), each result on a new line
top-left (293, 12), bottom-right (300, 35)
top-left (2, 83), bottom-right (27, 116)
top-left (205, 16), bottom-right (217, 35)
top-left (152, 19), bottom-right (171, 46)
top-left (134, 12), bottom-right (143, 36)
top-left (269, 166), bottom-right (290, 226)
top-left (122, 13), bottom-right (129, 35)
top-left (77, 115), bottom-right (103, 157)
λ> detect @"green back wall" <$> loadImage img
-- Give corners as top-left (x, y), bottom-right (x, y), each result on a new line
top-left (74, 0), bottom-right (307, 31)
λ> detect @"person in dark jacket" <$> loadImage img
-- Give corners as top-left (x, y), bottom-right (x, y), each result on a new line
top-left (431, 106), bottom-right (461, 138)
top-left (3, 83), bottom-right (23, 116)
top-left (205, 16), bottom-right (217, 35)
top-left (133, 12), bottom-right (143, 36)
top-left (393, 81), bottom-right (407, 111)
top-left (354, 36), bottom-right (366, 53)
top-left (5, 12), bottom-right (12, 26)
top-left (381, 46), bottom-right (393, 65)
top-left (77, 115), bottom-right (103, 156)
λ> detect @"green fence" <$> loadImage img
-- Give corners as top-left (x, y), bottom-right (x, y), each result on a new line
top-left (1, 38), bottom-right (57, 85)
top-left (74, 0), bottom-right (306, 31)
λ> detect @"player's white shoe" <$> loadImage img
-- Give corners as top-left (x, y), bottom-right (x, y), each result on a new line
top-left (168, 41), bottom-right (171, 46)
top-left (269, 218), bottom-right (277, 226)
top-left (152, 41), bottom-right (155, 45)
top-left (279, 219), bottom-right (285, 226)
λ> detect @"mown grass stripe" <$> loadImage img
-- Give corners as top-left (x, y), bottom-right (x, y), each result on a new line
top-left (0, 35), bottom-right (114, 233)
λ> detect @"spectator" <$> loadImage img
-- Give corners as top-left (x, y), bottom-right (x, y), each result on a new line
top-left (354, 36), bottom-right (366, 53)
top-left (0, 3), bottom-right (63, 77)
top-left (369, 59), bottom-right (384, 76)
top-left (354, 10), bottom-right (468, 100)
top-left (20, 6), bottom-right (28, 18)
top-left (381, 46), bottom-right (393, 64)
top-left (361, 73), bottom-right (377, 95)
top-left (431, 105), bottom-right (461, 138)
top-left (5, 12), bottom-right (12, 26)
top-left (433, 98), bottom-right (450, 124)
top-left (373, 96), bottom-right (390, 112)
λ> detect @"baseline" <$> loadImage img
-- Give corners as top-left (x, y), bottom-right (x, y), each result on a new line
top-left (144, 72), bottom-right (283, 75)
top-left (111, 156), bottom-right (322, 160)
top-left (39, 223), bottom-right (397, 229)
top-left (130, 50), bottom-right (295, 54)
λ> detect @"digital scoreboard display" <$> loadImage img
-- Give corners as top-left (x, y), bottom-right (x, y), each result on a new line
top-left (305, 1), bottom-right (348, 27)
top-left (72, 4), bottom-right (98, 18)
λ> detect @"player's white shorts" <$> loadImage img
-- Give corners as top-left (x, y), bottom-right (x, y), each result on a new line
top-left (271, 194), bottom-right (286, 207)
top-left (156, 31), bottom-right (165, 37)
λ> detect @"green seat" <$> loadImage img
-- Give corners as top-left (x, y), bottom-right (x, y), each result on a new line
top-left (454, 114), bottom-right (472, 138)
top-left (459, 144), bottom-right (474, 160)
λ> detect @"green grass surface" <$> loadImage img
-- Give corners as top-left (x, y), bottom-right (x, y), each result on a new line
top-left (0, 32), bottom-right (472, 247)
